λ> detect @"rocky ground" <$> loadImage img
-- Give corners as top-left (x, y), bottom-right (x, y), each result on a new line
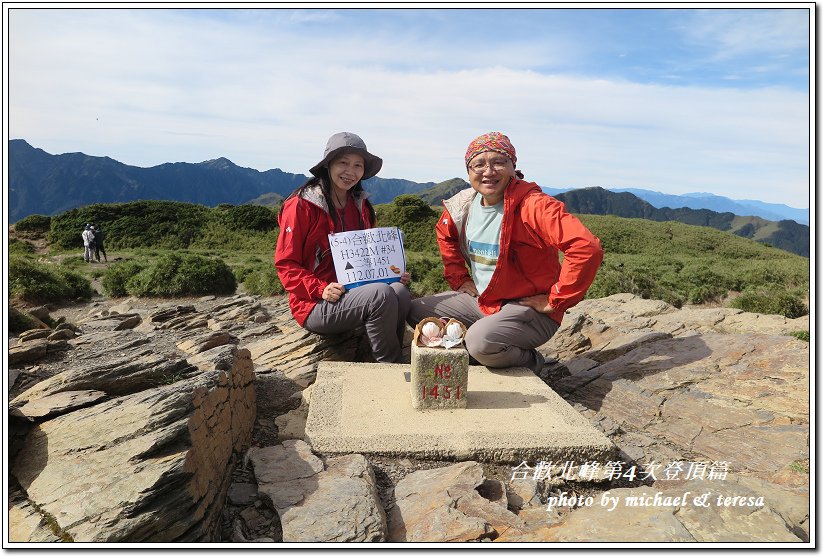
top-left (7, 291), bottom-right (811, 544)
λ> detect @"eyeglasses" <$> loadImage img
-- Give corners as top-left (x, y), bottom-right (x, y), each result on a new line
top-left (467, 158), bottom-right (510, 174)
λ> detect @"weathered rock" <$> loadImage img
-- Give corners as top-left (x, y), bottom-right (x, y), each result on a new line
top-left (47, 329), bottom-right (76, 341)
top-left (11, 390), bottom-right (108, 420)
top-left (536, 479), bottom-right (801, 542)
top-left (274, 385), bottom-right (313, 441)
top-left (231, 506), bottom-right (276, 542)
top-left (9, 339), bottom-right (68, 365)
top-left (189, 344), bottom-right (241, 372)
top-left (10, 347), bottom-right (256, 542)
top-left (727, 475), bottom-right (810, 541)
top-left (28, 305), bottom-right (53, 321)
top-left (572, 333), bottom-right (806, 480)
top-left (109, 297), bottom-right (139, 315)
top-left (177, 331), bottom-right (239, 355)
top-left (11, 350), bottom-right (199, 406)
top-left (8, 487), bottom-right (62, 542)
top-left (388, 461), bottom-right (525, 542)
top-left (9, 306), bottom-right (51, 333)
top-left (249, 440), bottom-right (386, 542)
top-left (238, 323), bottom-right (282, 340)
top-left (79, 313), bottom-right (142, 331)
top-left (227, 482), bottom-right (258, 506)
top-left (147, 305), bottom-right (197, 323)
top-left (136, 305), bottom-right (208, 332)
top-left (6, 292), bottom-right (810, 544)
top-left (19, 329), bottom-right (52, 342)
top-left (9, 368), bottom-right (22, 390)
top-left (213, 302), bottom-right (269, 323)
top-left (245, 326), bottom-right (369, 387)
top-left (506, 478), bottom-right (542, 511)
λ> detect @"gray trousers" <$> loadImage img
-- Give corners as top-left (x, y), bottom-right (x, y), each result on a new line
top-left (407, 291), bottom-right (559, 372)
top-left (305, 282), bottom-right (411, 363)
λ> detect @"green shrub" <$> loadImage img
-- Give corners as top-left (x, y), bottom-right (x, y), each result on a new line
top-left (243, 266), bottom-right (285, 296)
top-left (15, 214), bottom-right (51, 233)
top-left (586, 261), bottom-right (683, 307)
top-left (188, 221), bottom-right (278, 252)
top-left (125, 253), bottom-right (236, 297)
top-left (232, 265), bottom-right (257, 283)
top-left (49, 200), bottom-right (210, 250)
top-left (216, 204), bottom-right (278, 231)
top-left (102, 260), bottom-right (146, 297)
top-left (729, 289), bottom-right (808, 318)
top-left (9, 238), bottom-right (35, 254)
top-left (790, 331), bottom-right (809, 342)
top-left (375, 196), bottom-right (439, 254)
top-left (405, 252), bottom-right (449, 297)
top-left (9, 255), bottom-right (93, 304)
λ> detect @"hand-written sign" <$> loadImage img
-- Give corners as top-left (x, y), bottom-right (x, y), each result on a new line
top-left (328, 227), bottom-right (406, 289)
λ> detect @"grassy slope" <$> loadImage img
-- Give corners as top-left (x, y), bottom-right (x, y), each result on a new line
top-left (11, 199), bottom-right (809, 317)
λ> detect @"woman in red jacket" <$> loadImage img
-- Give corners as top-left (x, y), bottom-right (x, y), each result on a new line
top-left (275, 132), bottom-right (411, 363)
top-left (408, 132), bottom-right (604, 373)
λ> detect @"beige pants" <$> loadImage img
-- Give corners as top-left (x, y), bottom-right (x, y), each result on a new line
top-left (407, 291), bottom-right (559, 372)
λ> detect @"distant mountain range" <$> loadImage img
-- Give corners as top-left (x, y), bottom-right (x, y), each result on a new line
top-left (554, 187), bottom-right (809, 257)
top-left (8, 139), bottom-right (432, 222)
top-left (412, 179), bottom-right (808, 257)
top-left (606, 188), bottom-right (809, 226)
top-left (8, 139), bottom-right (809, 256)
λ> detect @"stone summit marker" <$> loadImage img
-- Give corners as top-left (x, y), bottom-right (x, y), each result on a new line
top-left (304, 361), bottom-right (614, 464)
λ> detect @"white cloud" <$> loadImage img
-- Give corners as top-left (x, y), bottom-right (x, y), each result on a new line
top-left (7, 8), bottom-right (811, 208)
top-left (679, 9), bottom-right (809, 59)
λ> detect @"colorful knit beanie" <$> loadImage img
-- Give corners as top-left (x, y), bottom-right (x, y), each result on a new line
top-left (464, 132), bottom-right (517, 167)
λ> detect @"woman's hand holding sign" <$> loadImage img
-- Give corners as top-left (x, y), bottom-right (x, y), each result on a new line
top-left (322, 282), bottom-right (346, 303)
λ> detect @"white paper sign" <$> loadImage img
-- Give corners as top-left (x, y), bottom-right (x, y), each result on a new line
top-left (328, 227), bottom-right (406, 289)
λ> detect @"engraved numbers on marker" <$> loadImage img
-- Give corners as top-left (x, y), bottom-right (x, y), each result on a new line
top-left (421, 363), bottom-right (463, 400)
top-left (422, 384), bottom-right (462, 400)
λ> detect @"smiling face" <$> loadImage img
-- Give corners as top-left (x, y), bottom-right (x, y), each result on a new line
top-left (466, 151), bottom-right (516, 206)
top-left (328, 152), bottom-right (366, 197)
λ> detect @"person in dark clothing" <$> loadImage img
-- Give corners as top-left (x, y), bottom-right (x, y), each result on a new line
top-left (93, 226), bottom-right (107, 262)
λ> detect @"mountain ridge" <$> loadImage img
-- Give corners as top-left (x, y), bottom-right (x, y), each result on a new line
top-left (8, 140), bottom-right (808, 256)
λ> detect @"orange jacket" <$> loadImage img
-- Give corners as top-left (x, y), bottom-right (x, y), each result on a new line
top-left (275, 184), bottom-right (374, 326)
top-left (437, 179), bottom-right (603, 324)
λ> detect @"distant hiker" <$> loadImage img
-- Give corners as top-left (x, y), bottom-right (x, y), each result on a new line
top-left (407, 132), bottom-right (604, 373)
top-left (81, 224), bottom-right (95, 263)
top-left (275, 132), bottom-right (411, 363)
top-left (93, 225), bottom-right (107, 262)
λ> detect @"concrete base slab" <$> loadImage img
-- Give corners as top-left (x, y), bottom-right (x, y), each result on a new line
top-left (304, 362), bottom-right (615, 464)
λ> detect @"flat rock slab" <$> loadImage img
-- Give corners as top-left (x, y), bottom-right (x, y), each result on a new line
top-left (305, 362), bottom-right (614, 463)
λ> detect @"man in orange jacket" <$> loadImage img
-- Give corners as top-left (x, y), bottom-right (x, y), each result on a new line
top-left (408, 132), bottom-right (604, 372)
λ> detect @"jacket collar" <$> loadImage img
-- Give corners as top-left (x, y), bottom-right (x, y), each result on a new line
top-left (444, 178), bottom-right (540, 227)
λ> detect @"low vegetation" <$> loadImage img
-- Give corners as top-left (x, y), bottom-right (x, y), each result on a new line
top-left (14, 214), bottom-right (52, 233)
top-left (102, 253), bottom-right (236, 298)
top-left (17, 198), bottom-right (809, 320)
top-left (9, 254), bottom-right (93, 304)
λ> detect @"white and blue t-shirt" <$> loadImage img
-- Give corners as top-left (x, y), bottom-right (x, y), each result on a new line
top-left (465, 194), bottom-right (504, 294)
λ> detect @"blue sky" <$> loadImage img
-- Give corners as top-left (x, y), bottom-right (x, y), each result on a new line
top-left (6, 6), bottom-right (812, 208)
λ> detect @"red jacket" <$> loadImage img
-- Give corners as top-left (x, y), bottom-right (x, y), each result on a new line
top-left (275, 184), bottom-right (374, 326)
top-left (437, 179), bottom-right (603, 325)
